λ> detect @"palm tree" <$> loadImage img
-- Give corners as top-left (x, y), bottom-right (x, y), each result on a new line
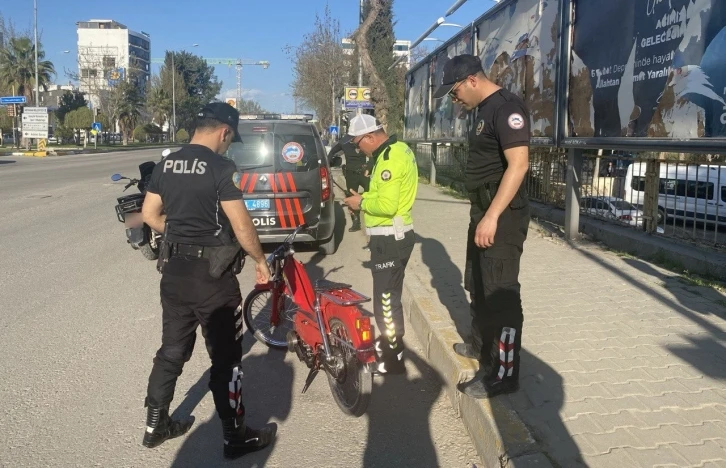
top-left (0, 36), bottom-right (56, 103)
top-left (116, 80), bottom-right (144, 145)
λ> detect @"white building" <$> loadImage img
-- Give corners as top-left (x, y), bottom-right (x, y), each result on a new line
top-left (76, 19), bottom-right (151, 110)
top-left (341, 38), bottom-right (411, 69)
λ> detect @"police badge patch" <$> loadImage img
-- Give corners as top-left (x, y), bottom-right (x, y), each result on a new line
top-left (381, 170), bottom-right (392, 181)
top-left (232, 171), bottom-right (242, 190)
top-left (476, 120), bottom-right (485, 135)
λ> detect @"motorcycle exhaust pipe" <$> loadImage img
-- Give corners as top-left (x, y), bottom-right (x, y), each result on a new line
top-left (286, 330), bottom-right (299, 353)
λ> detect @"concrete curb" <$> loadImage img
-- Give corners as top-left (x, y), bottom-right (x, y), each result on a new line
top-left (402, 272), bottom-right (553, 468)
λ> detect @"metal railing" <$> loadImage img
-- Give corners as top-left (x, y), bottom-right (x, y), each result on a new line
top-left (407, 142), bottom-right (726, 250)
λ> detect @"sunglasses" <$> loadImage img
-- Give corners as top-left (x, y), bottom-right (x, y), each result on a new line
top-left (448, 80), bottom-right (465, 101)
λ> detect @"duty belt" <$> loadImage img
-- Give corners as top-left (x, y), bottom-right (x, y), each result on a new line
top-left (366, 224), bottom-right (414, 236)
top-left (171, 243), bottom-right (213, 259)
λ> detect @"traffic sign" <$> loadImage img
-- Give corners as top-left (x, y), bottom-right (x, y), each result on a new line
top-left (22, 114), bottom-right (48, 123)
top-left (329, 125), bottom-right (338, 136)
top-left (22, 130), bottom-right (49, 139)
top-left (23, 107), bottom-right (48, 114)
top-left (92, 122), bottom-right (102, 132)
top-left (344, 86), bottom-right (374, 109)
top-left (21, 122), bottom-right (48, 131)
top-left (0, 96), bottom-right (26, 104)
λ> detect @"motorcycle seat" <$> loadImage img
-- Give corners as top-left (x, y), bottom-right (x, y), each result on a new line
top-left (314, 279), bottom-right (352, 292)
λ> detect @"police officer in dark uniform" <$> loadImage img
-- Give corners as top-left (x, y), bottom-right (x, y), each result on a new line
top-left (140, 102), bottom-right (276, 458)
top-left (433, 55), bottom-right (531, 399)
top-left (328, 138), bottom-right (369, 232)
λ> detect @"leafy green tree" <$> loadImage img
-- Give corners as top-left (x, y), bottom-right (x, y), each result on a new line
top-left (116, 79), bottom-right (145, 145)
top-left (0, 36), bottom-right (55, 104)
top-left (54, 91), bottom-right (88, 125)
top-left (176, 129), bottom-right (189, 142)
top-left (238, 98), bottom-right (268, 114)
top-left (133, 124), bottom-right (147, 142)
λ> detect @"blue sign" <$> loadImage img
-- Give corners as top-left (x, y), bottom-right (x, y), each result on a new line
top-left (0, 96), bottom-right (26, 104)
top-left (92, 122), bottom-right (102, 132)
top-left (329, 125), bottom-right (338, 136)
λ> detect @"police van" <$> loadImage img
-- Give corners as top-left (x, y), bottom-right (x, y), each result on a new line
top-left (225, 113), bottom-right (338, 254)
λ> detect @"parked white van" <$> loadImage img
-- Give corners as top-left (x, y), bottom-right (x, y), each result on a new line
top-left (624, 161), bottom-right (726, 226)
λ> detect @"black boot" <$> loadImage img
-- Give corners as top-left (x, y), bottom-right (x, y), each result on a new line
top-left (222, 415), bottom-right (277, 459)
top-left (349, 212), bottom-right (361, 232)
top-left (373, 338), bottom-right (406, 375)
top-left (457, 327), bottom-right (520, 399)
top-left (142, 405), bottom-right (194, 448)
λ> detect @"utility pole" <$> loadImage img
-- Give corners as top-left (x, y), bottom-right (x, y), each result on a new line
top-left (34, 0), bottom-right (39, 106)
top-left (358, 0), bottom-right (364, 115)
top-left (172, 52), bottom-right (176, 143)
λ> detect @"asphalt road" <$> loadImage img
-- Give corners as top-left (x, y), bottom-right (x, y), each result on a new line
top-left (0, 150), bottom-right (479, 468)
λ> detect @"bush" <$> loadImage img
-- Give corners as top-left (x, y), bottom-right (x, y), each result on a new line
top-left (133, 125), bottom-right (147, 142)
top-left (176, 129), bottom-right (189, 142)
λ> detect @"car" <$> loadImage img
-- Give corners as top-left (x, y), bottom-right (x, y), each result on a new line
top-left (582, 196), bottom-right (644, 227)
top-left (224, 113), bottom-right (338, 254)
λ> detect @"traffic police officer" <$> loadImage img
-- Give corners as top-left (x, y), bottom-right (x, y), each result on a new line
top-left (433, 54), bottom-right (531, 398)
top-left (342, 114), bottom-right (418, 374)
top-left (328, 138), bottom-right (369, 232)
top-left (140, 102), bottom-right (276, 458)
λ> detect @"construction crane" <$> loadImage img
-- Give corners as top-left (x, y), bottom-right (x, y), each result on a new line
top-left (151, 57), bottom-right (270, 110)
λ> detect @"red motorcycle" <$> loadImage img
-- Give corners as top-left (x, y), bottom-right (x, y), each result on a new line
top-left (243, 224), bottom-right (376, 416)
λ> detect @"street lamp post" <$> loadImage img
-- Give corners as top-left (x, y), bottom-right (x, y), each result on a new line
top-left (34, 0), bottom-right (39, 106)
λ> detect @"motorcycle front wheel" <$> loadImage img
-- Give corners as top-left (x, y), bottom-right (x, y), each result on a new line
top-left (325, 318), bottom-right (372, 417)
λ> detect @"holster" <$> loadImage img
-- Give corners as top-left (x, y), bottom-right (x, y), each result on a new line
top-left (208, 229), bottom-right (245, 279)
top-left (468, 182), bottom-right (528, 212)
top-left (156, 224), bottom-right (171, 274)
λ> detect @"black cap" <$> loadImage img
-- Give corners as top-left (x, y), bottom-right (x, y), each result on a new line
top-left (432, 54), bottom-right (484, 99)
top-left (196, 102), bottom-right (242, 142)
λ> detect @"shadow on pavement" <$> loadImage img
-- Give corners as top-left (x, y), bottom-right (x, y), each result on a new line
top-left (416, 234), bottom-right (472, 341)
top-left (170, 344), bottom-right (293, 467)
top-left (509, 349), bottom-right (585, 467)
top-left (363, 349), bottom-right (442, 468)
top-left (0, 159), bottom-right (16, 165)
top-left (580, 251), bottom-right (726, 380)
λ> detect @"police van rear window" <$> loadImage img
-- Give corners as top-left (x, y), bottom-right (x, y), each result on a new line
top-left (225, 123), bottom-right (321, 172)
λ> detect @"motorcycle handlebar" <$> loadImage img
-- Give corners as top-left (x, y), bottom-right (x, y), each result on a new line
top-left (266, 224), bottom-right (309, 263)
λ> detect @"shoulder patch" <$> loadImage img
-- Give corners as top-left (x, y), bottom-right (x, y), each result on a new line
top-left (232, 171), bottom-right (242, 190)
top-left (476, 120), bottom-right (485, 135)
top-left (507, 113), bottom-right (525, 130)
top-left (381, 170), bottom-right (392, 181)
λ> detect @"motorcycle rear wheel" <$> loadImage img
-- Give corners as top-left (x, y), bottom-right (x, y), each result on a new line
top-left (139, 242), bottom-right (159, 260)
top-left (325, 318), bottom-right (372, 417)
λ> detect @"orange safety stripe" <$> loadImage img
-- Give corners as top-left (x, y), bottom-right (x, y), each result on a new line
top-left (238, 173), bottom-right (250, 192)
top-left (246, 173), bottom-right (258, 193)
top-left (285, 172), bottom-right (306, 225)
top-left (276, 173), bottom-right (297, 228)
top-left (269, 175), bottom-right (287, 229)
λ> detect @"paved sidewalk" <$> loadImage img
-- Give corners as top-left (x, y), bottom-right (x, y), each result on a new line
top-left (402, 181), bottom-right (726, 467)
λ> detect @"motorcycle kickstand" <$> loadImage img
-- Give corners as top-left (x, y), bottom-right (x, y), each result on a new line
top-left (301, 367), bottom-right (319, 394)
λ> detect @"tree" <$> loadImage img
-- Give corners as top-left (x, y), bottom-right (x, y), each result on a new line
top-left (238, 98), bottom-right (267, 114)
top-left (176, 129), bottom-right (189, 142)
top-left (352, 0), bottom-right (403, 132)
top-left (55, 90), bottom-right (88, 125)
top-left (116, 78), bottom-right (145, 145)
top-left (0, 36), bottom-right (56, 104)
top-left (66, 107), bottom-right (93, 147)
top-left (133, 124), bottom-right (147, 142)
top-left (287, 4), bottom-right (350, 127)
top-left (409, 45), bottom-right (432, 66)
top-left (162, 51), bottom-right (222, 133)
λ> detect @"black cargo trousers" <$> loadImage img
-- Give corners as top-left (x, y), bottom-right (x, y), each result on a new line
top-left (369, 230), bottom-right (415, 351)
top-left (464, 182), bottom-right (530, 380)
top-left (146, 255), bottom-right (245, 420)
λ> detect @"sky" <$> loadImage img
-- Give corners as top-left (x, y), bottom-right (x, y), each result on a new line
top-left (2, 0), bottom-right (498, 113)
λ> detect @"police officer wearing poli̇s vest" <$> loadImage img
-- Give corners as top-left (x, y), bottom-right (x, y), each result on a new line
top-left (140, 102), bottom-right (276, 458)
top-left (433, 54), bottom-right (531, 399)
top-left (342, 114), bottom-right (418, 374)
top-left (327, 138), bottom-right (369, 232)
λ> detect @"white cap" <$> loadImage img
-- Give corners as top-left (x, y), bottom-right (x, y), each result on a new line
top-left (345, 114), bottom-right (383, 138)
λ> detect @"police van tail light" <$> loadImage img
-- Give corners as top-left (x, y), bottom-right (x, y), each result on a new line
top-left (320, 167), bottom-right (331, 201)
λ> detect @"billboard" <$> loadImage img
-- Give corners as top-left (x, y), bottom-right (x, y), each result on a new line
top-left (344, 87), bottom-right (374, 109)
top-left (476, 0), bottom-right (560, 140)
top-left (568, 0), bottom-right (726, 141)
top-left (428, 31), bottom-right (474, 141)
top-left (403, 63), bottom-right (429, 141)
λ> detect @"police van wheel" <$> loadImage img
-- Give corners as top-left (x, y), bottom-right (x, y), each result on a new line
top-left (140, 242), bottom-right (159, 260)
top-left (318, 235), bottom-right (337, 256)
